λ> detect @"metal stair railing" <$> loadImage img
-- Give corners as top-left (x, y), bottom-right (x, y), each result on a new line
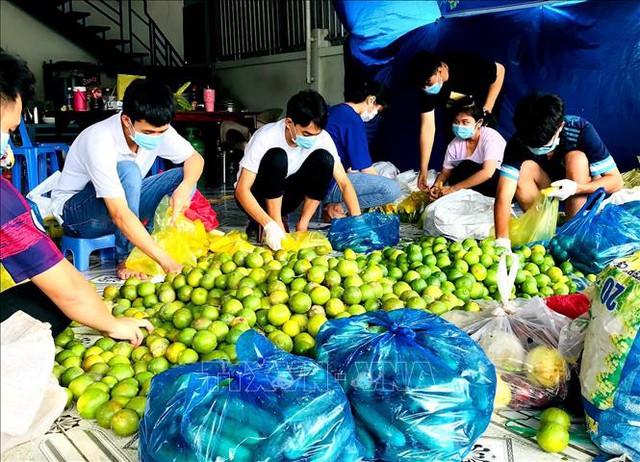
top-left (57, 0), bottom-right (183, 67)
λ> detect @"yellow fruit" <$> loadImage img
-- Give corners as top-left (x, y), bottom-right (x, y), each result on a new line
top-left (282, 319), bottom-right (301, 338)
top-left (526, 346), bottom-right (567, 388)
top-left (82, 355), bottom-right (106, 371)
top-left (494, 374), bottom-right (512, 410)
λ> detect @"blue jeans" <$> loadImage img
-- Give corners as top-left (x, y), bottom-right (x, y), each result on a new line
top-left (324, 172), bottom-right (401, 209)
top-left (62, 161), bottom-right (184, 262)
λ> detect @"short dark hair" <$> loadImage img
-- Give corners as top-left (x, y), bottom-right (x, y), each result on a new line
top-left (409, 51), bottom-right (443, 87)
top-left (122, 78), bottom-right (175, 126)
top-left (0, 48), bottom-right (35, 106)
top-left (345, 80), bottom-right (389, 108)
top-left (286, 90), bottom-right (328, 129)
top-left (513, 93), bottom-right (565, 147)
top-left (450, 97), bottom-right (485, 124)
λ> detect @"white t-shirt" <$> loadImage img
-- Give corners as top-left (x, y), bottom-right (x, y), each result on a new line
top-left (238, 119), bottom-right (341, 180)
top-left (51, 113), bottom-right (193, 223)
top-left (443, 126), bottom-right (506, 170)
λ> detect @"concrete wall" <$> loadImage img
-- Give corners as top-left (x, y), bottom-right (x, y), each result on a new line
top-left (0, 0), bottom-right (184, 100)
top-left (0, 1), bottom-right (96, 100)
top-left (214, 40), bottom-right (345, 114)
top-left (143, 0), bottom-right (184, 58)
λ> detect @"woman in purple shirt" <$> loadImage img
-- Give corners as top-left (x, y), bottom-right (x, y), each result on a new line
top-left (430, 98), bottom-right (506, 199)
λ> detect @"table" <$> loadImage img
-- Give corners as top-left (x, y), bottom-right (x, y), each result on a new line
top-left (174, 111), bottom-right (259, 130)
top-left (51, 110), bottom-right (259, 133)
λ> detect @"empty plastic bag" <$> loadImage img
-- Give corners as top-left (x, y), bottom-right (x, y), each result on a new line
top-left (139, 330), bottom-right (363, 462)
top-left (282, 231), bottom-right (331, 252)
top-left (315, 309), bottom-right (496, 462)
top-left (208, 230), bottom-right (256, 254)
top-left (327, 212), bottom-right (399, 253)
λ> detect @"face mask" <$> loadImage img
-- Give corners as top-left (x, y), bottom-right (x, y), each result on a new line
top-left (129, 123), bottom-right (165, 151)
top-left (452, 124), bottom-right (475, 140)
top-left (424, 81), bottom-right (442, 95)
top-left (289, 123), bottom-right (317, 150)
top-left (0, 132), bottom-right (13, 169)
top-left (361, 109), bottom-right (378, 123)
top-left (528, 136), bottom-right (560, 156)
top-left (0, 132), bottom-right (9, 157)
top-left (294, 134), bottom-right (317, 150)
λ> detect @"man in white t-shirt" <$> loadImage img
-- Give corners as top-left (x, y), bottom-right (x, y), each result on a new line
top-left (51, 79), bottom-right (204, 279)
top-left (235, 90), bottom-right (361, 250)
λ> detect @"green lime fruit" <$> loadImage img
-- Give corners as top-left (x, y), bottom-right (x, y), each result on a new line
top-left (111, 409), bottom-right (140, 437)
top-left (77, 388), bottom-right (110, 419)
top-left (96, 401), bottom-right (123, 429)
top-left (537, 423), bottom-right (570, 453)
top-left (192, 330), bottom-right (218, 354)
top-left (540, 408), bottom-right (571, 430)
top-left (69, 374), bottom-right (96, 399)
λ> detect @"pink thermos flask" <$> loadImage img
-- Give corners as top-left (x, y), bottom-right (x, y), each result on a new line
top-left (204, 87), bottom-right (215, 112)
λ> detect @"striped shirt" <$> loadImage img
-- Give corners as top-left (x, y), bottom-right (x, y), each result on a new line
top-left (0, 178), bottom-right (63, 292)
top-left (500, 115), bottom-right (617, 182)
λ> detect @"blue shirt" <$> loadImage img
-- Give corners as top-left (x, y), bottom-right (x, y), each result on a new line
top-left (500, 115), bottom-right (617, 182)
top-left (325, 104), bottom-right (373, 171)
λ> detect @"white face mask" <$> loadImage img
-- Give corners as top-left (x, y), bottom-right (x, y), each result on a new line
top-left (361, 109), bottom-right (378, 123)
top-left (0, 132), bottom-right (14, 169)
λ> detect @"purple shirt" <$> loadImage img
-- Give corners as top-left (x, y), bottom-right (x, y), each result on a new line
top-left (1, 178), bottom-right (63, 291)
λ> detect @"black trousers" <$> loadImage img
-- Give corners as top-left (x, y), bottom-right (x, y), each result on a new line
top-left (242, 147), bottom-right (335, 216)
top-left (449, 160), bottom-right (500, 198)
top-left (1, 282), bottom-right (71, 337)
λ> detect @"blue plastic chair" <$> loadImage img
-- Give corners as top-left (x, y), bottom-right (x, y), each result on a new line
top-left (60, 234), bottom-right (116, 271)
top-left (11, 118), bottom-right (69, 193)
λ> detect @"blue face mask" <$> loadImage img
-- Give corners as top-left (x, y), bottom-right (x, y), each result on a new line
top-left (424, 82), bottom-right (442, 95)
top-left (289, 123), bottom-right (317, 150)
top-left (294, 134), bottom-right (317, 150)
top-left (452, 124), bottom-right (475, 140)
top-left (129, 123), bottom-right (166, 151)
top-left (528, 137), bottom-right (560, 156)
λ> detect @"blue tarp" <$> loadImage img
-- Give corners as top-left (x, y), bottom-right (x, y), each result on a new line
top-left (336, 0), bottom-right (640, 173)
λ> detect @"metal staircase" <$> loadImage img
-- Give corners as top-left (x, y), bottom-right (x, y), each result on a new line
top-left (9, 0), bottom-right (184, 71)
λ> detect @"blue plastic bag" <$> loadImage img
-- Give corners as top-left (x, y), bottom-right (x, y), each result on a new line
top-left (327, 212), bottom-right (400, 253)
top-left (139, 330), bottom-right (363, 462)
top-left (315, 309), bottom-right (496, 462)
top-left (580, 254), bottom-right (640, 460)
top-left (549, 189), bottom-right (640, 274)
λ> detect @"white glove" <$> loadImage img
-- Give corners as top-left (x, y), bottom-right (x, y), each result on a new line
top-left (263, 221), bottom-right (286, 250)
top-left (547, 179), bottom-right (578, 201)
top-left (495, 237), bottom-right (512, 254)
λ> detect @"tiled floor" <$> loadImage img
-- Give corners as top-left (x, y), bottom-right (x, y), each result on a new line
top-left (1, 190), bottom-right (601, 462)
